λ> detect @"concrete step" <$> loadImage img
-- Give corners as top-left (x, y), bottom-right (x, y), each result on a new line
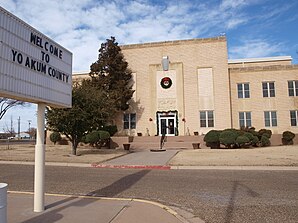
top-left (111, 136), bottom-right (204, 150)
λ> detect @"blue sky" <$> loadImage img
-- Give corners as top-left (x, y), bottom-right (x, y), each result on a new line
top-left (1, 0), bottom-right (298, 131)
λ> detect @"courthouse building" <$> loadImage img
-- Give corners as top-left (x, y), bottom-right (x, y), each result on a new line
top-left (73, 36), bottom-right (298, 136)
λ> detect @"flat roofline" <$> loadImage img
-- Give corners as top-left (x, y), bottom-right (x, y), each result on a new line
top-left (228, 56), bottom-right (292, 64)
top-left (120, 36), bottom-right (226, 49)
top-left (73, 71), bottom-right (90, 75)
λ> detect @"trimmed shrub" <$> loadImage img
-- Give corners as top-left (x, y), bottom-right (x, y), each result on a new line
top-left (251, 136), bottom-right (260, 147)
top-left (282, 131), bottom-right (295, 145)
top-left (49, 132), bottom-right (61, 145)
top-left (204, 130), bottom-right (221, 149)
top-left (58, 138), bottom-right (69, 145)
top-left (85, 131), bottom-right (100, 145)
top-left (243, 132), bottom-right (254, 141)
top-left (260, 135), bottom-right (270, 147)
top-left (101, 125), bottom-right (118, 136)
top-left (85, 130), bottom-right (111, 148)
top-left (236, 135), bottom-right (250, 148)
top-left (258, 129), bottom-right (272, 139)
top-left (219, 129), bottom-right (239, 148)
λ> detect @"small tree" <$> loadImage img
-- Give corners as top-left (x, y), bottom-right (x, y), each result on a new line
top-left (90, 36), bottom-right (134, 112)
top-left (50, 132), bottom-right (61, 145)
top-left (0, 98), bottom-right (26, 121)
top-left (46, 82), bottom-right (95, 155)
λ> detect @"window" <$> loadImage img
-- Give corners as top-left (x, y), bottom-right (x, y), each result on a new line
top-left (200, 111), bottom-right (214, 127)
top-left (288, 80), bottom-right (298, 96)
top-left (123, 113), bottom-right (136, 129)
top-left (290, 110), bottom-right (298, 126)
top-left (262, 82), bottom-right (275, 97)
top-left (264, 111), bottom-right (277, 127)
top-left (239, 112), bottom-right (251, 128)
top-left (237, 83), bottom-right (250, 98)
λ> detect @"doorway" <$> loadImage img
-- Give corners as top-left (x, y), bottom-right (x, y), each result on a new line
top-left (157, 111), bottom-right (178, 136)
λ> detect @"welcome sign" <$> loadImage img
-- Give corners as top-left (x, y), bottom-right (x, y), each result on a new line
top-left (0, 6), bottom-right (72, 107)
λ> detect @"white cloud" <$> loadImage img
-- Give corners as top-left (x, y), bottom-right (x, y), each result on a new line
top-left (0, 0), bottom-right (295, 72)
top-left (229, 39), bottom-right (284, 59)
top-left (1, 0), bottom-right (260, 71)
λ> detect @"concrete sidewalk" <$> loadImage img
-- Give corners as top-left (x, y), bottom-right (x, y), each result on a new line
top-left (92, 150), bottom-right (178, 169)
top-left (7, 192), bottom-right (189, 223)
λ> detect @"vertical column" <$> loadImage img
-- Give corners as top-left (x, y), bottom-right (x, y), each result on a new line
top-left (0, 183), bottom-right (8, 223)
top-left (34, 103), bottom-right (46, 212)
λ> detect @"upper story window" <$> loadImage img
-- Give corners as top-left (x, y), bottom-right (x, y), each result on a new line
top-left (237, 83), bottom-right (250, 98)
top-left (290, 110), bottom-right (298, 126)
top-left (288, 80), bottom-right (298, 96)
top-left (264, 111), bottom-right (277, 127)
top-left (239, 112), bottom-right (251, 128)
top-left (200, 111), bottom-right (214, 128)
top-left (262, 82), bottom-right (275, 97)
top-left (123, 113), bottom-right (136, 129)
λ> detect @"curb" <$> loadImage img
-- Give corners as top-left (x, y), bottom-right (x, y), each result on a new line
top-left (2, 161), bottom-right (298, 171)
top-left (8, 191), bottom-right (190, 223)
top-left (91, 163), bottom-right (171, 170)
top-left (170, 165), bottom-right (298, 171)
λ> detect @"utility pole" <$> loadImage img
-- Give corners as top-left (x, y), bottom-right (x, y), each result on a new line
top-left (28, 120), bottom-right (32, 139)
top-left (18, 117), bottom-right (21, 139)
top-left (10, 116), bottom-right (13, 137)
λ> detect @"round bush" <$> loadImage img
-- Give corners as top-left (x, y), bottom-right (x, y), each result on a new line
top-left (251, 136), bottom-right (259, 147)
top-left (219, 130), bottom-right (239, 148)
top-left (282, 131), bottom-right (295, 145)
top-left (260, 135), bottom-right (270, 147)
top-left (204, 130), bottom-right (221, 143)
top-left (204, 130), bottom-right (221, 148)
top-left (49, 132), bottom-right (61, 145)
top-left (85, 131), bottom-right (100, 144)
top-left (236, 135), bottom-right (250, 148)
top-left (243, 132), bottom-right (254, 141)
top-left (258, 129), bottom-right (272, 139)
top-left (282, 131), bottom-right (295, 141)
top-left (85, 130), bottom-right (111, 148)
top-left (98, 130), bottom-right (110, 140)
top-left (101, 125), bottom-right (118, 136)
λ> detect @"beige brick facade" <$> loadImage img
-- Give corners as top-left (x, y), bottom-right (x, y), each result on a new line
top-left (73, 36), bottom-right (298, 136)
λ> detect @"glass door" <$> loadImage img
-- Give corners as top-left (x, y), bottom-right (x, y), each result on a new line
top-left (158, 114), bottom-right (176, 136)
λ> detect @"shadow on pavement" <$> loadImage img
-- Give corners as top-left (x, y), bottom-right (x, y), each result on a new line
top-left (86, 169), bottom-right (151, 197)
top-left (224, 181), bottom-right (260, 223)
top-left (20, 169), bottom-right (151, 223)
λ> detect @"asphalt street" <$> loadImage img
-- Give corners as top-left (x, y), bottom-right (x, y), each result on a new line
top-left (1, 164), bottom-right (298, 223)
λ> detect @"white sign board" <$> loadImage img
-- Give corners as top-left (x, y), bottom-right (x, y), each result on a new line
top-left (0, 6), bottom-right (72, 108)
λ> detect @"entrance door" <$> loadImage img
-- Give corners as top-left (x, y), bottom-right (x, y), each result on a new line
top-left (157, 112), bottom-right (177, 136)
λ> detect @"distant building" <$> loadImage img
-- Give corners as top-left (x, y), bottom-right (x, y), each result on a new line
top-left (73, 36), bottom-right (298, 136)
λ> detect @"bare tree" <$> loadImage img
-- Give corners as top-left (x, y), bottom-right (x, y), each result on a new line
top-left (0, 98), bottom-right (26, 121)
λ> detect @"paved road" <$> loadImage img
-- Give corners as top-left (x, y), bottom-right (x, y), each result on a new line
top-left (1, 164), bottom-right (298, 223)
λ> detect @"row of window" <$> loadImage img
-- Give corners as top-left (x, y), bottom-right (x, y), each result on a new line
top-left (125, 110), bottom-right (298, 130)
top-left (200, 110), bottom-right (298, 128)
top-left (237, 80), bottom-right (298, 98)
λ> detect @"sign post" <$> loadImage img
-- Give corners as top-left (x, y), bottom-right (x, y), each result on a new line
top-left (34, 103), bottom-right (46, 212)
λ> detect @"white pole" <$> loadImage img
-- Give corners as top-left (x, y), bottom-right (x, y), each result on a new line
top-left (34, 103), bottom-right (46, 212)
top-left (0, 183), bottom-right (8, 223)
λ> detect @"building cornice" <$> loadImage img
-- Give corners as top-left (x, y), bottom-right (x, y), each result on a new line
top-left (228, 56), bottom-right (292, 64)
top-left (120, 36), bottom-right (226, 50)
top-left (229, 64), bottom-right (298, 73)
